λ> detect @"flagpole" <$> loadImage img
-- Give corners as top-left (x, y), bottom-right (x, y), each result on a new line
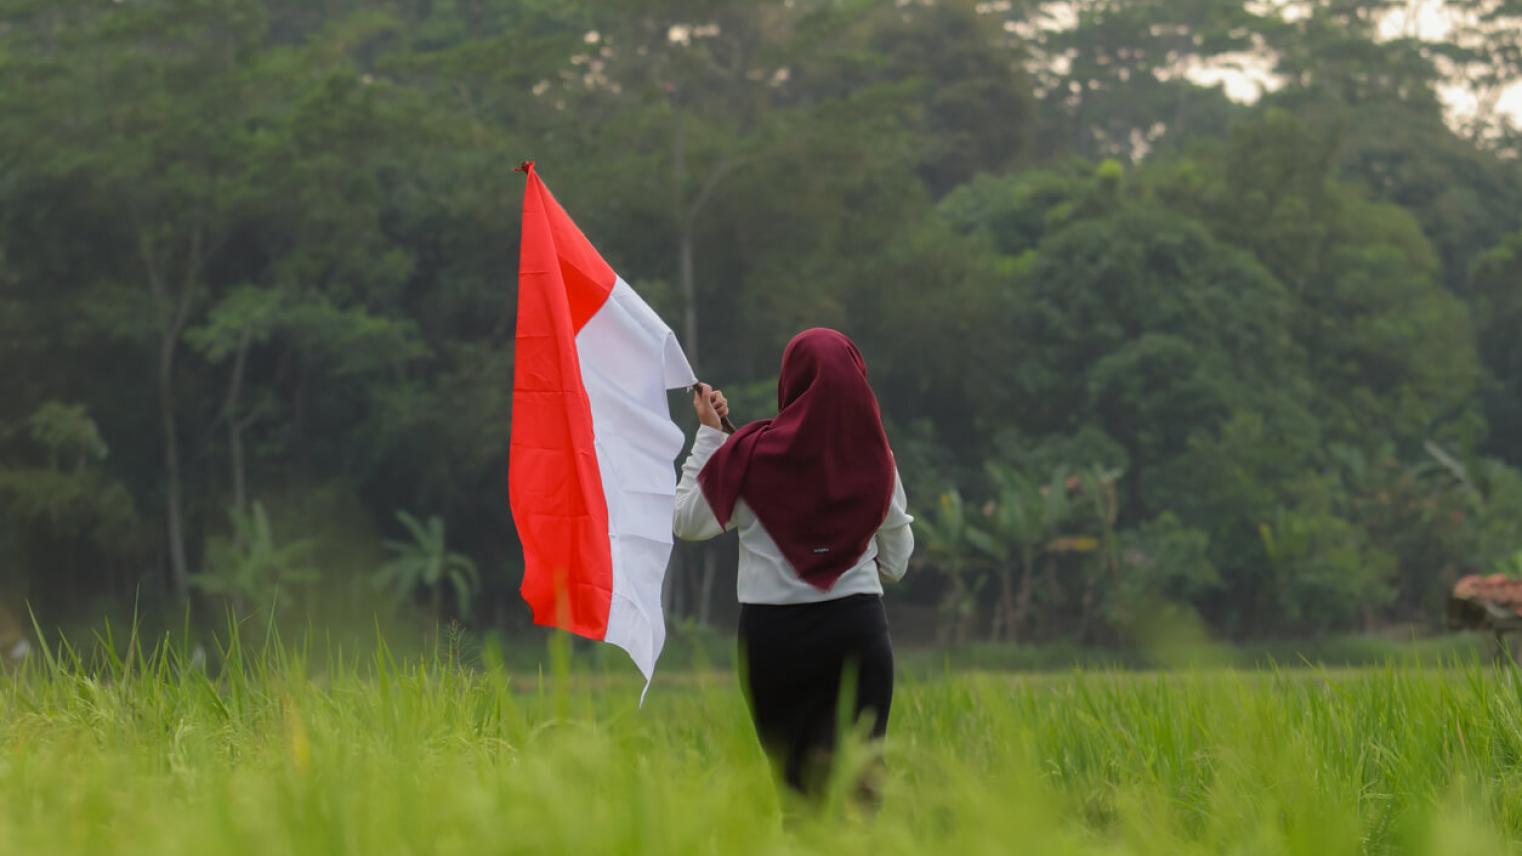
top-left (691, 383), bottom-right (737, 434)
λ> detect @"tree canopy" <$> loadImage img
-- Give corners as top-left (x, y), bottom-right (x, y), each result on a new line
top-left (2, 0), bottom-right (1520, 646)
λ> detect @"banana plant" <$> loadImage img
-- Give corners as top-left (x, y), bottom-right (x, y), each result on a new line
top-left (914, 489), bottom-right (986, 647)
top-left (970, 465), bottom-right (1080, 643)
top-left (372, 511), bottom-right (480, 622)
top-left (191, 501), bottom-right (318, 614)
top-left (1073, 465), bottom-right (1123, 642)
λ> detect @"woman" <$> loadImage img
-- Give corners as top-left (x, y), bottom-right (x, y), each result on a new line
top-left (673, 328), bottom-right (914, 800)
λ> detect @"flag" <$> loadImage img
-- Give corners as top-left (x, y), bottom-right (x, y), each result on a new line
top-left (510, 162), bottom-right (696, 691)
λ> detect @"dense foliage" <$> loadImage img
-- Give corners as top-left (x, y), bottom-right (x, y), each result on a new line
top-left (2, 0), bottom-right (1521, 646)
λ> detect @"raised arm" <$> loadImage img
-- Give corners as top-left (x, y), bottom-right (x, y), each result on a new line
top-left (674, 383), bottom-right (733, 542)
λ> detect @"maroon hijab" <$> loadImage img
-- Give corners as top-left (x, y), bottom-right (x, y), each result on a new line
top-left (698, 328), bottom-right (895, 591)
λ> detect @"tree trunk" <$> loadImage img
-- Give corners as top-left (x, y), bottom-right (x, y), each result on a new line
top-left (1042, 559), bottom-right (1061, 640)
top-left (1013, 565), bottom-right (1034, 643)
top-left (225, 328), bottom-right (252, 517)
top-left (1007, 548), bottom-right (1034, 643)
top-left (989, 584), bottom-right (1003, 643)
top-left (158, 329), bottom-right (190, 601)
top-left (673, 107), bottom-right (750, 372)
top-left (953, 567), bottom-right (970, 648)
top-left (139, 218), bottom-right (205, 604)
top-left (1078, 577), bottom-right (1097, 645)
top-left (938, 566), bottom-right (965, 647)
top-left (292, 357), bottom-right (308, 449)
top-left (993, 565), bottom-right (1015, 643)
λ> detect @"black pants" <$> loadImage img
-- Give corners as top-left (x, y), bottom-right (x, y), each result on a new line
top-left (737, 594), bottom-right (894, 796)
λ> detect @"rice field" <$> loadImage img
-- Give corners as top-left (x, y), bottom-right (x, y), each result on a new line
top-left (6, 628), bottom-right (1522, 855)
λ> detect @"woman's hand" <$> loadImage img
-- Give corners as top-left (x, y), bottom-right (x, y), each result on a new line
top-left (692, 383), bottom-right (729, 431)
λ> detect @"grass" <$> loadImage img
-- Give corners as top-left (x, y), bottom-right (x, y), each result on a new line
top-left (893, 632), bottom-right (1495, 674)
top-left (5, 623), bottom-right (1522, 854)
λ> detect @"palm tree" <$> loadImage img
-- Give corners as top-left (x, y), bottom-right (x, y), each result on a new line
top-left (372, 511), bottom-right (480, 623)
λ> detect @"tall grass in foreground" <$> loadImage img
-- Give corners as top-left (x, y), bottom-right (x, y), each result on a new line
top-left (5, 627), bottom-right (1522, 855)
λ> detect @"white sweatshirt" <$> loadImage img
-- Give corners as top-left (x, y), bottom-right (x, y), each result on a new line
top-left (672, 425), bottom-right (915, 605)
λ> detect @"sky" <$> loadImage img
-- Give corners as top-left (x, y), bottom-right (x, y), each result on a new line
top-left (996, 0), bottom-right (1522, 130)
top-left (1197, 1), bottom-right (1522, 128)
top-left (1378, 1), bottom-right (1522, 125)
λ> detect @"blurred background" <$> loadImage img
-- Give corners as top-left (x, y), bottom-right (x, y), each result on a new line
top-left (2, 0), bottom-right (1521, 667)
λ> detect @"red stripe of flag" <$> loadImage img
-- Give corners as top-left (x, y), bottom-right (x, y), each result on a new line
top-left (510, 163), bottom-right (617, 638)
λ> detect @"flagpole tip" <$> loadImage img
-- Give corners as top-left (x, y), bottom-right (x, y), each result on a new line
top-left (515, 160), bottom-right (536, 174)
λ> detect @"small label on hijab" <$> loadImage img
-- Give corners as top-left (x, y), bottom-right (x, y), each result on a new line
top-left (812, 547), bottom-right (830, 554)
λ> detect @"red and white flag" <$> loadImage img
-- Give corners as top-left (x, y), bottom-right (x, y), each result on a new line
top-left (509, 162), bottom-right (696, 690)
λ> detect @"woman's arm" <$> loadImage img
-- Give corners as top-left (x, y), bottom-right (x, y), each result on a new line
top-left (673, 425), bottom-right (731, 541)
top-left (875, 468), bottom-right (914, 582)
top-left (674, 381), bottom-right (731, 542)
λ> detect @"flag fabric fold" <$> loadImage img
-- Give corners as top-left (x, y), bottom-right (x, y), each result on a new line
top-left (510, 163), bottom-right (696, 691)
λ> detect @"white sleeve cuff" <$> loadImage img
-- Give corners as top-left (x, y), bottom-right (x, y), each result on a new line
top-left (691, 425), bottom-right (728, 457)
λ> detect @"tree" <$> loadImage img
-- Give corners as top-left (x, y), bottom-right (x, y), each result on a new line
top-left (1252, 2), bottom-right (1522, 294)
top-left (1005, 0), bottom-right (1261, 160)
top-left (1469, 231), bottom-right (1522, 464)
top-left (2, 0), bottom-right (274, 599)
top-left (27, 403), bottom-right (108, 473)
top-left (1, 0), bottom-right (1520, 645)
top-left (1105, 512), bottom-right (1217, 636)
top-left (1450, 1), bottom-right (1522, 136)
top-left (850, 0), bottom-right (1037, 194)
top-left (0, 404), bottom-right (139, 613)
top-left (1006, 187), bottom-right (1309, 520)
top-left (1259, 501), bottom-right (1397, 633)
top-left (1160, 109), bottom-right (1485, 450)
top-left (186, 286), bottom-right (282, 518)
